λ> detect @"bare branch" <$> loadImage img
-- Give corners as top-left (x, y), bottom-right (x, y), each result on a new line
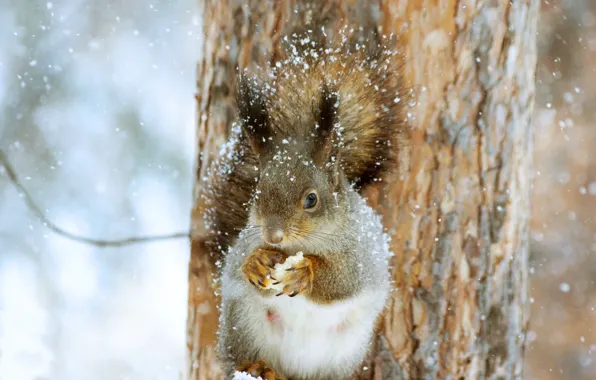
top-left (0, 150), bottom-right (190, 247)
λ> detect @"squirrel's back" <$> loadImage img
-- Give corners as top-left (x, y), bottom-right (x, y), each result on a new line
top-left (202, 38), bottom-right (407, 263)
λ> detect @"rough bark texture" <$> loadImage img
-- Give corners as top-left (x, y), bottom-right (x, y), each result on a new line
top-left (187, 1), bottom-right (538, 379)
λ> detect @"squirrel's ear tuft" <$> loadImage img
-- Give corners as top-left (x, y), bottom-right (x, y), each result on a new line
top-left (236, 73), bottom-right (271, 156)
top-left (313, 85), bottom-right (339, 167)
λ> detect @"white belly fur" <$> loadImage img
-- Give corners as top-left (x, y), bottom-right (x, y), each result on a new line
top-left (226, 278), bottom-right (385, 379)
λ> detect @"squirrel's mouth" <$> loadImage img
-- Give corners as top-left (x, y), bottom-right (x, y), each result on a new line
top-left (263, 234), bottom-right (303, 250)
top-left (258, 221), bottom-right (326, 250)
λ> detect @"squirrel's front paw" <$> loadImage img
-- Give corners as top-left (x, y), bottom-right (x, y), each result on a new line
top-left (236, 360), bottom-right (285, 380)
top-left (276, 256), bottom-right (313, 297)
top-left (242, 248), bottom-right (286, 290)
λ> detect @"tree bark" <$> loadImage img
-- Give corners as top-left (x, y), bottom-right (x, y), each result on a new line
top-left (187, 1), bottom-right (538, 379)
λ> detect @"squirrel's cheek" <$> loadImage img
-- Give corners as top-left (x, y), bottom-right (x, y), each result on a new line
top-left (294, 219), bottom-right (319, 239)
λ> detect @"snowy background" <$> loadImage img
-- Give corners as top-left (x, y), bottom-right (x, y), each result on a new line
top-left (0, 0), bottom-right (594, 379)
top-left (0, 0), bottom-right (200, 379)
top-left (527, 1), bottom-right (596, 379)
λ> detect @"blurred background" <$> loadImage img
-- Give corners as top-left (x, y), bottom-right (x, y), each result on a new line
top-left (529, 1), bottom-right (596, 379)
top-left (0, 0), bottom-right (593, 379)
top-left (0, 0), bottom-right (200, 379)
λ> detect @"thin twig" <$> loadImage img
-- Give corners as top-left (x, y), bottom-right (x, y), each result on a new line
top-left (0, 150), bottom-right (190, 247)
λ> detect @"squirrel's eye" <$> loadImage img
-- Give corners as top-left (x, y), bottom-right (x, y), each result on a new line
top-left (303, 192), bottom-right (318, 209)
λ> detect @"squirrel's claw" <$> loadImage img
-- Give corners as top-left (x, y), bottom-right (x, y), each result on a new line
top-left (279, 257), bottom-right (314, 297)
top-left (242, 248), bottom-right (287, 290)
top-left (243, 248), bottom-right (314, 297)
top-left (236, 359), bottom-right (285, 380)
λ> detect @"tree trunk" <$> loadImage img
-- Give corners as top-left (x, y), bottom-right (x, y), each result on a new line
top-left (187, 1), bottom-right (538, 379)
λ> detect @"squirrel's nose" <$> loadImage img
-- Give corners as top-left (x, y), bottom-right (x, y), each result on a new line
top-left (264, 229), bottom-right (284, 245)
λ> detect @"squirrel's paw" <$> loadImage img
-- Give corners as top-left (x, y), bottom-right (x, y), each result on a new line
top-left (242, 248), bottom-right (286, 290)
top-left (236, 359), bottom-right (285, 380)
top-left (276, 256), bottom-right (313, 297)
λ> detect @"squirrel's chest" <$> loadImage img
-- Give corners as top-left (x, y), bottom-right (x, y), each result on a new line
top-left (262, 295), bottom-right (355, 333)
top-left (255, 293), bottom-right (376, 377)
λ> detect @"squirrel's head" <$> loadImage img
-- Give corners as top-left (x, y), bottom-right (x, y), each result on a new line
top-left (237, 73), bottom-right (346, 248)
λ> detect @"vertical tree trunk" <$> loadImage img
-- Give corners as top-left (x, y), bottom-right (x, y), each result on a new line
top-left (187, 1), bottom-right (538, 379)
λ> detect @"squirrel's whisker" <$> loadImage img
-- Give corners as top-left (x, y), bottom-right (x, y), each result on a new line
top-left (242, 230), bottom-right (263, 247)
top-left (289, 229), bottom-right (323, 253)
top-left (240, 230), bottom-right (261, 241)
top-left (310, 230), bottom-right (336, 243)
top-left (309, 230), bottom-right (337, 238)
top-left (287, 230), bottom-right (310, 252)
top-left (243, 225), bottom-right (262, 231)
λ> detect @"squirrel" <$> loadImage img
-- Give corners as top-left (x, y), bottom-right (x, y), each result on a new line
top-left (214, 37), bottom-right (407, 380)
top-left (200, 34), bottom-right (407, 266)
